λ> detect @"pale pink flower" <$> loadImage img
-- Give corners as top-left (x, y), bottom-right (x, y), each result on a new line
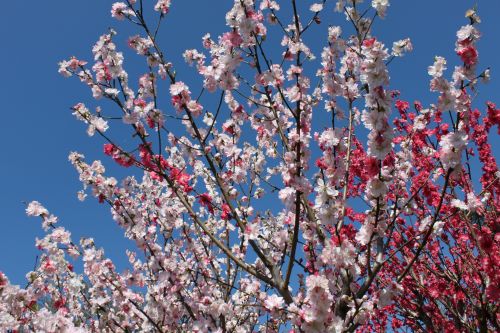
top-left (372, 0), bottom-right (390, 18)
top-left (169, 81), bottom-right (189, 95)
top-left (310, 3), bottom-right (323, 12)
top-left (154, 0), bottom-right (171, 14)
top-left (456, 25), bottom-right (480, 42)
top-left (366, 178), bottom-right (388, 198)
top-left (428, 56), bottom-right (447, 78)
top-left (26, 201), bottom-right (48, 217)
top-left (439, 131), bottom-right (467, 170)
top-left (392, 38), bottom-right (413, 57)
top-left (264, 294), bottom-right (283, 311)
top-left (111, 2), bottom-right (135, 20)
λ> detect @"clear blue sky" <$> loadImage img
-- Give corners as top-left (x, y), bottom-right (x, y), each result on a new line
top-left (1, 0), bottom-right (499, 285)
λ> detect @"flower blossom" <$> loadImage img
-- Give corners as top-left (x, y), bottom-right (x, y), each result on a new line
top-left (372, 0), bottom-right (390, 18)
top-left (439, 131), bottom-right (467, 170)
top-left (26, 201), bottom-right (48, 217)
top-left (154, 0), bottom-right (171, 14)
top-left (111, 2), bottom-right (135, 20)
top-left (428, 56), bottom-right (447, 78)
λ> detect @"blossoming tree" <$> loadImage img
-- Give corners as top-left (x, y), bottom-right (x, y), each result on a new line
top-left (1, 0), bottom-right (499, 332)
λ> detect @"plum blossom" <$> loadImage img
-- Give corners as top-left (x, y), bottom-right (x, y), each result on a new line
top-left (169, 81), bottom-right (189, 95)
top-left (392, 38), bottom-right (413, 57)
top-left (418, 216), bottom-right (432, 233)
top-left (264, 294), bottom-right (283, 311)
top-left (456, 25), bottom-right (480, 42)
top-left (366, 178), bottom-right (388, 198)
top-left (360, 38), bottom-right (390, 88)
top-left (154, 0), bottom-right (171, 14)
top-left (306, 274), bottom-right (330, 294)
top-left (433, 220), bottom-right (445, 234)
top-left (111, 2), bottom-right (135, 20)
top-left (244, 222), bottom-right (259, 240)
top-left (367, 124), bottom-right (393, 159)
top-left (439, 130), bottom-right (467, 170)
top-left (452, 192), bottom-right (484, 212)
top-left (87, 117), bottom-right (109, 136)
top-left (278, 186), bottom-right (296, 209)
top-left (26, 201), bottom-right (48, 217)
top-left (428, 56), bottom-right (447, 78)
top-left (7, 2), bottom-right (499, 332)
top-left (58, 57), bottom-right (87, 77)
top-left (128, 35), bottom-right (154, 55)
top-left (356, 218), bottom-right (374, 245)
top-left (372, 0), bottom-right (390, 18)
top-left (260, 0), bottom-right (280, 11)
top-left (310, 3), bottom-right (323, 12)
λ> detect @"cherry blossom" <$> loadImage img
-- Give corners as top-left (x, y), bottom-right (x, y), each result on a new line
top-left (2, 1), bottom-right (499, 332)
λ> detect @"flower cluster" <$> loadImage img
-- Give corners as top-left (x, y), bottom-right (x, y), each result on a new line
top-left (2, 1), bottom-right (499, 332)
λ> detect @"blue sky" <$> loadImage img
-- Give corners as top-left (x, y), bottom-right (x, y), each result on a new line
top-left (1, 0), bottom-right (499, 285)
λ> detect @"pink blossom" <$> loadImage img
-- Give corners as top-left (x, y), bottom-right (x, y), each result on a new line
top-left (154, 0), bottom-right (171, 14)
top-left (9, 2), bottom-right (500, 332)
top-left (264, 294), bottom-right (284, 311)
top-left (111, 2), bottom-right (135, 20)
top-left (26, 201), bottom-right (48, 217)
top-left (222, 31), bottom-right (243, 47)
